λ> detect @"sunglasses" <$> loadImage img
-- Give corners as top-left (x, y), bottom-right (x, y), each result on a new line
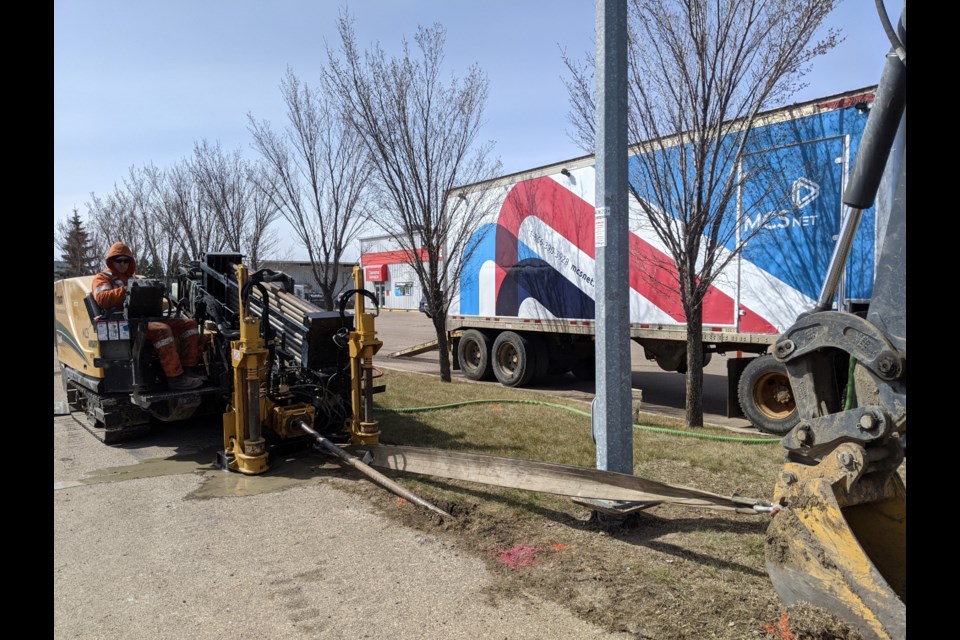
top-left (112, 257), bottom-right (131, 264)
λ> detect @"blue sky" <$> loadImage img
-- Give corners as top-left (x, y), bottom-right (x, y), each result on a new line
top-left (54, 0), bottom-right (898, 260)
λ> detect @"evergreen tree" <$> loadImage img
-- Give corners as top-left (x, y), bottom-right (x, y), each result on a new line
top-left (57, 209), bottom-right (97, 277)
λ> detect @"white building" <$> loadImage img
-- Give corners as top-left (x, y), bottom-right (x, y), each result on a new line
top-left (358, 234), bottom-right (430, 310)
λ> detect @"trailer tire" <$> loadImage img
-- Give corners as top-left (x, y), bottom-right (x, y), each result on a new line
top-left (571, 357), bottom-right (595, 381)
top-left (528, 334), bottom-right (550, 385)
top-left (492, 331), bottom-right (536, 387)
top-left (737, 355), bottom-right (799, 435)
top-left (548, 355), bottom-right (573, 375)
top-left (458, 330), bottom-right (494, 381)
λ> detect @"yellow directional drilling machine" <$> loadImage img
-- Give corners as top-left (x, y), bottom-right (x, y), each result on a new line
top-left (56, 254), bottom-right (365, 462)
top-left (56, 251), bottom-right (449, 513)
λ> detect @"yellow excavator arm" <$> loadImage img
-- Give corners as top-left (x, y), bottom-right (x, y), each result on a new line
top-left (763, 6), bottom-right (906, 640)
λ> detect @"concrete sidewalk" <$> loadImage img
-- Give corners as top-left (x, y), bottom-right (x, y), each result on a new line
top-left (53, 360), bottom-right (630, 640)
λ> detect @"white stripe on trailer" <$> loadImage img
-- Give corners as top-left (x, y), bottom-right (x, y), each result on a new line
top-left (479, 260), bottom-right (497, 316)
top-left (738, 269), bottom-right (815, 332)
top-left (518, 297), bottom-right (558, 319)
top-left (553, 162), bottom-right (812, 331)
top-left (517, 215), bottom-right (675, 324)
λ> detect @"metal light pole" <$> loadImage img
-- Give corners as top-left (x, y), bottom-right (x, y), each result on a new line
top-left (592, 0), bottom-right (632, 474)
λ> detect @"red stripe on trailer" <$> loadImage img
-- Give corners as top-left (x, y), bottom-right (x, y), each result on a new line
top-left (491, 176), bottom-right (778, 333)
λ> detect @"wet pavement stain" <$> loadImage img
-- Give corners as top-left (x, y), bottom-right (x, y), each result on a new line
top-left (189, 470), bottom-right (305, 499)
top-left (63, 448), bottom-right (345, 500)
top-left (80, 457), bottom-right (216, 485)
top-left (189, 453), bottom-right (346, 499)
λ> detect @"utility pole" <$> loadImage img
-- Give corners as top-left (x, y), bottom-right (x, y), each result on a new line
top-left (592, 0), bottom-right (632, 474)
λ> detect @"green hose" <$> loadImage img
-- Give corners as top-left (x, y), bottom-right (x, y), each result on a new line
top-left (376, 398), bottom-right (781, 444)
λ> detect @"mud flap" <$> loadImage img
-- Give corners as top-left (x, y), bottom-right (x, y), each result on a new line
top-left (765, 443), bottom-right (906, 640)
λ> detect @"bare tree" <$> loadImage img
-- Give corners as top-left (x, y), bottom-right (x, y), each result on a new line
top-left (244, 165), bottom-right (282, 269)
top-left (190, 139), bottom-right (280, 269)
top-left (83, 166), bottom-right (193, 282)
top-left (82, 154), bottom-right (279, 284)
top-left (85, 179), bottom-right (144, 265)
top-left (120, 165), bottom-right (179, 280)
top-left (249, 67), bottom-right (372, 311)
top-left (150, 159), bottom-right (217, 262)
top-left (324, 12), bottom-right (502, 382)
top-left (83, 165), bottom-right (188, 284)
top-left (564, 0), bottom-right (840, 426)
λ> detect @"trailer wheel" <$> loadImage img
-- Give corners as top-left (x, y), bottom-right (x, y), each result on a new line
top-left (571, 357), bottom-right (595, 381)
top-left (737, 355), bottom-right (799, 435)
top-left (528, 334), bottom-right (550, 384)
top-left (492, 331), bottom-right (535, 387)
top-left (458, 330), bottom-right (493, 381)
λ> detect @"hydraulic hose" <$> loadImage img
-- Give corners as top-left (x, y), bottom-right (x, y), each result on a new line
top-left (375, 399), bottom-right (780, 444)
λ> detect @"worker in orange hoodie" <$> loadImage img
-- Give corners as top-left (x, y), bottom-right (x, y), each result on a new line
top-left (92, 242), bottom-right (204, 391)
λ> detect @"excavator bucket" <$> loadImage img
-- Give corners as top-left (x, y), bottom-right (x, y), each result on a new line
top-left (765, 443), bottom-right (905, 640)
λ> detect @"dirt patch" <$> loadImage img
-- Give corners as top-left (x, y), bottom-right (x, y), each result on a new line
top-left (297, 369), bottom-right (899, 639)
top-left (323, 471), bottom-right (870, 640)
top-left (763, 604), bottom-right (864, 640)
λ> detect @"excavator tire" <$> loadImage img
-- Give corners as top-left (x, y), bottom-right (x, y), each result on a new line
top-left (738, 354), bottom-right (799, 435)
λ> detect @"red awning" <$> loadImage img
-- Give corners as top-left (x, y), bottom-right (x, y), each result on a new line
top-left (365, 264), bottom-right (388, 282)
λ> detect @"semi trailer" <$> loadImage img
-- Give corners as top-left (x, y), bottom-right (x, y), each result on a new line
top-left (444, 86), bottom-right (890, 435)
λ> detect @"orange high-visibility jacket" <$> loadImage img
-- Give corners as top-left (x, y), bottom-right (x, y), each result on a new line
top-left (91, 242), bottom-right (136, 311)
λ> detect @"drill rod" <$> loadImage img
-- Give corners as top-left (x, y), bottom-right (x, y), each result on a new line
top-left (296, 419), bottom-right (453, 520)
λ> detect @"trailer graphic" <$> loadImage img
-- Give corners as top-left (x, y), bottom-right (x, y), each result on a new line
top-left (445, 88), bottom-right (881, 434)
